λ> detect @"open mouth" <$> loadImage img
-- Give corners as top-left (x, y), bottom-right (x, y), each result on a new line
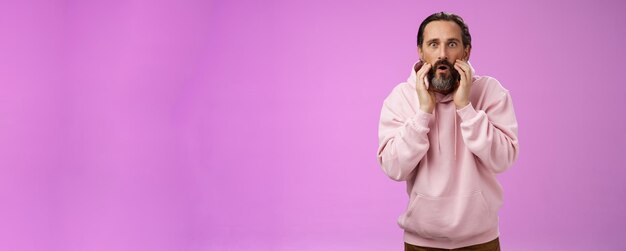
top-left (437, 65), bottom-right (449, 70)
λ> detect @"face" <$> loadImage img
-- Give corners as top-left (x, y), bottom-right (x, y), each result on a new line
top-left (418, 20), bottom-right (471, 94)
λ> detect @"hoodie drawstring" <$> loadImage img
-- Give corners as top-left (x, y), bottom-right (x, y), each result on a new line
top-left (454, 113), bottom-right (457, 160)
top-left (433, 102), bottom-right (458, 160)
top-left (434, 107), bottom-right (441, 154)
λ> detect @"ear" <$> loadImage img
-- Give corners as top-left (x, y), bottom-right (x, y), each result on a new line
top-left (463, 46), bottom-right (472, 61)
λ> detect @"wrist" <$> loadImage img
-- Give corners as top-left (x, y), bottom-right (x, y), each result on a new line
top-left (420, 106), bottom-right (434, 114)
top-left (455, 101), bottom-right (470, 110)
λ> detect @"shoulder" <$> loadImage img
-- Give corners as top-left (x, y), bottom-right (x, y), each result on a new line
top-left (471, 75), bottom-right (512, 108)
top-left (473, 75), bottom-right (508, 93)
top-left (472, 75), bottom-right (510, 98)
top-left (384, 82), bottom-right (414, 103)
top-left (381, 81), bottom-right (418, 116)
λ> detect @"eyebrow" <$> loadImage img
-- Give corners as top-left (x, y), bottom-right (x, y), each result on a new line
top-left (426, 38), bottom-right (461, 44)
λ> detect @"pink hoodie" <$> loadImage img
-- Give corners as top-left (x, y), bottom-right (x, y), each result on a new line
top-left (377, 61), bottom-right (519, 248)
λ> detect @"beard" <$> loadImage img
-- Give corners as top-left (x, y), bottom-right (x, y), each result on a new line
top-left (427, 59), bottom-right (461, 94)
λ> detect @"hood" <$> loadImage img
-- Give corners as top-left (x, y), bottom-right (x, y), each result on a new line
top-left (407, 60), bottom-right (476, 103)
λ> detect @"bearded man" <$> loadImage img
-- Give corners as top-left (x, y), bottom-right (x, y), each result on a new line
top-left (377, 12), bottom-right (520, 251)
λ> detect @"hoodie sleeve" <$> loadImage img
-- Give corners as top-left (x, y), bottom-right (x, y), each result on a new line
top-left (377, 87), bottom-right (432, 181)
top-left (456, 80), bottom-right (520, 174)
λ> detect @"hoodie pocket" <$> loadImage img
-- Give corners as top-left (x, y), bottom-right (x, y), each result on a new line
top-left (397, 190), bottom-right (496, 240)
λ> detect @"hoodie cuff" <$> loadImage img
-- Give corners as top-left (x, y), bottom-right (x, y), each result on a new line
top-left (456, 103), bottom-right (479, 121)
top-left (409, 109), bottom-right (433, 130)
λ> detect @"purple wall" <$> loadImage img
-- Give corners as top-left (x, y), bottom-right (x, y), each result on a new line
top-left (1, 0), bottom-right (625, 250)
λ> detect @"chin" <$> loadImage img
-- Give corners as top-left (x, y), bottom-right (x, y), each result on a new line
top-left (428, 81), bottom-right (459, 95)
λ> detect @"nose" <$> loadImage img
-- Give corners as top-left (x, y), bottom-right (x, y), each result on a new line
top-left (438, 46), bottom-right (448, 61)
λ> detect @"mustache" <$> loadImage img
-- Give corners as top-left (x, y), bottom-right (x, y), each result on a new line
top-left (431, 59), bottom-right (454, 70)
top-left (427, 60), bottom-right (461, 81)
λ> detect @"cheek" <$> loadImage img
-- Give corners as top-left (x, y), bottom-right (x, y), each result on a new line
top-left (425, 58), bottom-right (434, 65)
top-left (450, 55), bottom-right (463, 62)
top-left (421, 53), bottom-right (437, 63)
top-left (453, 50), bottom-right (467, 60)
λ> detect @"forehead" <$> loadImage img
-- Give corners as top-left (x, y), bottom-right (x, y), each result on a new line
top-left (423, 20), bottom-right (462, 41)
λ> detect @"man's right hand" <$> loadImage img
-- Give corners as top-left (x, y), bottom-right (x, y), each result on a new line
top-left (416, 62), bottom-right (436, 114)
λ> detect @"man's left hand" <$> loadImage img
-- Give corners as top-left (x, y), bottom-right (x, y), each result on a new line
top-left (453, 59), bottom-right (473, 109)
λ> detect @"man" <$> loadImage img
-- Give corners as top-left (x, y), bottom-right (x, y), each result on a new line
top-left (376, 12), bottom-right (519, 250)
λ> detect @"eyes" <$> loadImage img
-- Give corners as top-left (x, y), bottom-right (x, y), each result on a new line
top-left (428, 41), bottom-right (458, 48)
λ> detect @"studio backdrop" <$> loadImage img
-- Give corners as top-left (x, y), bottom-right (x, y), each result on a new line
top-left (1, 0), bottom-right (625, 250)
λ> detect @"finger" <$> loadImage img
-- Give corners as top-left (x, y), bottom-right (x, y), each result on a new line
top-left (416, 75), bottom-right (428, 90)
top-left (455, 60), bottom-right (471, 78)
top-left (454, 64), bottom-right (467, 84)
top-left (455, 59), bottom-right (469, 69)
top-left (454, 61), bottom-right (471, 81)
top-left (454, 60), bottom-right (469, 72)
top-left (424, 75), bottom-right (430, 89)
top-left (454, 61), bottom-right (465, 73)
top-left (417, 63), bottom-right (431, 77)
top-left (416, 63), bottom-right (431, 89)
top-left (453, 63), bottom-right (464, 74)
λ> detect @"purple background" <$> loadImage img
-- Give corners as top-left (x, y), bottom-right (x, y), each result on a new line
top-left (1, 0), bottom-right (625, 250)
